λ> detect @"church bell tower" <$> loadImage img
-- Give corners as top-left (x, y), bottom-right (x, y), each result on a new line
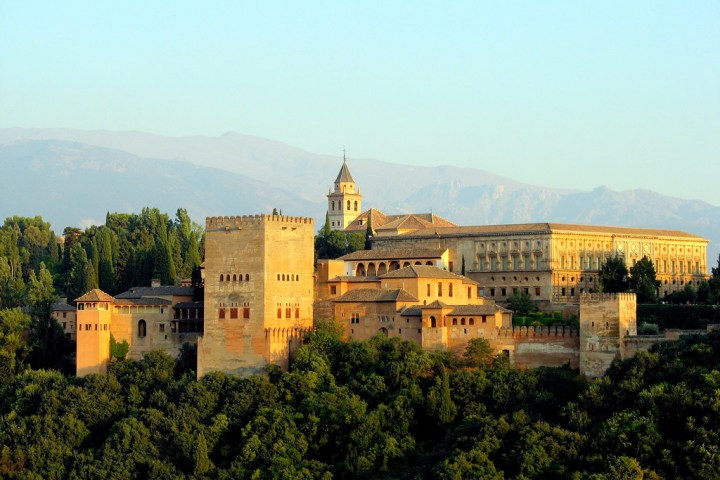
top-left (327, 152), bottom-right (362, 231)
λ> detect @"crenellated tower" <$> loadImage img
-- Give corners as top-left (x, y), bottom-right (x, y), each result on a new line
top-left (327, 152), bottom-right (362, 231)
top-left (198, 214), bottom-right (315, 377)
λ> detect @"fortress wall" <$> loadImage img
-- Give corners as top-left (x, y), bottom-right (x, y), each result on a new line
top-left (490, 326), bottom-right (580, 369)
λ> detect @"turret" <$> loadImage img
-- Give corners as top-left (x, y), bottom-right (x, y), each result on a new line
top-left (327, 152), bottom-right (362, 231)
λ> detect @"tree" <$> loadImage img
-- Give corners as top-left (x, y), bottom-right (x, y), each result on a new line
top-left (427, 367), bottom-right (457, 425)
top-left (66, 243), bottom-right (93, 301)
top-left (630, 256), bottom-right (660, 303)
top-left (461, 255), bottom-right (466, 276)
top-left (364, 214), bottom-right (373, 250)
top-left (599, 256), bottom-right (630, 293)
top-left (27, 262), bottom-right (69, 370)
top-left (0, 308), bottom-right (31, 383)
top-left (463, 338), bottom-right (494, 367)
top-left (507, 290), bottom-right (538, 316)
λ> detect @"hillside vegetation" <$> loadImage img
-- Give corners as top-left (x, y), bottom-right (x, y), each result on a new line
top-left (1, 321), bottom-right (719, 479)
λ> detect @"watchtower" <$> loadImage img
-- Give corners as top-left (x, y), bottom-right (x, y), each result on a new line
top-left (198, 214), bottom-right (315, 377)
top-left (579, 292), bottom-right (637, 377)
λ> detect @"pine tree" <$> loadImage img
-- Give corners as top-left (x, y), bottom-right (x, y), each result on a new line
top-left (193, 432), bottom-right (212, 476)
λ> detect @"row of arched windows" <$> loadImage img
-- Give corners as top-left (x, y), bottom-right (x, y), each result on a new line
top-left (277, 273), bottom-right (300, 282)
top-left (450, 317), bottom-right (487, 326)
top-left (355, 260), bottom-right (433, 276)
top-left (219, 273), bottom-right (250, 282)
top-left (330, 200), bottom-right (359, 212)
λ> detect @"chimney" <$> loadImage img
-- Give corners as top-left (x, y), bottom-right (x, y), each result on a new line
top-left (151, 278), bottom-right (161, 288)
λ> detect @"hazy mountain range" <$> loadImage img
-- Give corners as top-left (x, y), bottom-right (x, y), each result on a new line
top-left (1, 127), bottom-right (718, 260)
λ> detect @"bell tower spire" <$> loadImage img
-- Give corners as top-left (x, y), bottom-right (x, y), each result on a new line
top-left (327, 151), bottom-right (362, 231)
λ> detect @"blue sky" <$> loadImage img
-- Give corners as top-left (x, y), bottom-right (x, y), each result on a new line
top-left (2, 1), bottom-right (719, 204)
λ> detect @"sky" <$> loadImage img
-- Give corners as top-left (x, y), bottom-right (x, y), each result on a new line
top-left (2, 1), bottom-right (719, 204)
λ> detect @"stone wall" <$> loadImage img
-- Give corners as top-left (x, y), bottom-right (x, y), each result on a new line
top-left (491, 326), bottom-right (579, 369)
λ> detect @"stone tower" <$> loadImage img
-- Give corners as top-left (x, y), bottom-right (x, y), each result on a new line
top-left (579, 292), bottom-right (637, 377)
top-left (75, 289), bottom-right (114, 377)
top-left (198, 214), bottom-right (315, 377)
top-left (327, 154), bottom-right (362, 231)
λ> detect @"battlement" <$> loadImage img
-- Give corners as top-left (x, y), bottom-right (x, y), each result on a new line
top-left (579, 292), bottom-right (636, 303)
top-left (496, 325), bottom-right (578, 338)
top-left (206, 214), bottom-right (314, 229)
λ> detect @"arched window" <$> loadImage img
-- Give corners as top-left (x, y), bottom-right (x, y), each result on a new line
top-left (332, 200), bottom-right (335, 210)
top-left (452, 318), bottom-right (457, 325)
top-left (245, 274), bottom-right (249, 281)
top-left (347, 200), bottom-right (351, 210)
top-left (461, 318), bottom-right (466, 325)
top-left (430, 316), bottom-right (437, 328)
top-left (233, 274), bottom-right (237, 281)
top-left (469, 318), bottom-right (475, 325)
top-left (220, 274), bottom-right (224, 282)
top-left (138, 319), bottom-right (147, 338)
top-left (277, 274), bottom-right (280, 280)
top-left (282, 274), bottom-right (286, 281)
top-left (354, 201), bottom-right (358, 211)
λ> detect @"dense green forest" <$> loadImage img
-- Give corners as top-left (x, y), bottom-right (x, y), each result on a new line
top-left (0, 209), bottom-right (203, 307)
top-left (1, 321), bottom-right (719, 479)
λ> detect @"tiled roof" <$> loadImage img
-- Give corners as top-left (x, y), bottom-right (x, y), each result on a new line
top-left (448, 305), bottom-right (503, 316)
top-left (52, 301), bottom-right (76, 312)
top-left (174, 301), bottom-right (205, 309)
top-left (344, 209), bottom-right (456, 233)
top-left (379, 223), bottom-right (706, 240)
top-left (335, 160), bottom-right (355, 183)
top-left (75, 289), bottom-right (114, 303)
top-left (399, 306), bottom-right (422, 316)
top-left (338, 248), bottom-right (446, 261)
top-left (113, 297), bottom-right (172, 306)
top-left (114, 285), bottom-right (194, 299)
top-left (379, 265), bottom-right (478, 284)
top-left (422, 300), bottom-right (449, 308)
top-left (333, 288), bottom-right (419, 303)
top-left (329, 275), bottom-right (381, 283)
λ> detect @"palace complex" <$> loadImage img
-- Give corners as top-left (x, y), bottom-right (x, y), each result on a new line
top-left (71, 159), bottom-right (712, 379)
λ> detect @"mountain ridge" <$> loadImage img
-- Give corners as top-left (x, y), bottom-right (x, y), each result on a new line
top-left (1, 128), bottom-right (718, 260)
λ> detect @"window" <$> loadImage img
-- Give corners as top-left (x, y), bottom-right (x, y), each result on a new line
top-left (427, 284), bottom-right (431, 296)
top-left (449, 261), bottom-right (454, 272)
top-left (351, 313), bottom-right (360, 324)
top-left (230, 308), bottom-right (238, 319)
top-left (461, 318), bottom-right (466, 325)
top-left (277, 308), bottom-right (282, 319)
top-left (490, 288), bottom-right (495, 297)
top-left (449, 283), bottom-right (453, 297)
top-left (159, 324), bottom-right (165, 333)
top-left (535, 287), bottom-right (541, 296)
top-left (295, 308), bottom-right (300, 319)
top-left (219, 308), bottom-right (226, 319)
top-left (286, 308), bottom-right (291, 318)
top-left (452, 318), bottom-right (457, 325)
top-left (438, 282), bottom-right (443, 296)
top-left (332, 200), bottom-right (335, 210)
top-left (354, 201), bottom-right (358, 211)
top-left (469, 318), bottom-right (474, 325)
top-left (501, 288), bottom-right (506, 297)
top-left (561, 287), bottom-right (566, 296)
top-left (347, 200), bottom-right (351, 210)
top-left (430, 316), bottom-right (437, 328)
top-left (468, 287), bottom-right (472, 298)
top-left (243, 307), bottom-right (250, 319)
top-left (330, 285), bottom-right (337, 295)
top-left (138, 320), bottom-right (147, 338)
top-left (63, 312), bottom-right (67, 318)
